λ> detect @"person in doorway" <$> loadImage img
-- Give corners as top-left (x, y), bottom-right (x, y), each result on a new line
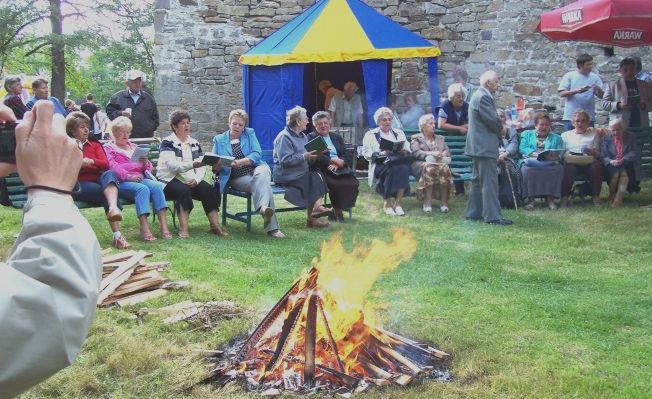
top-left (329, 81), bottom-right (364, 128)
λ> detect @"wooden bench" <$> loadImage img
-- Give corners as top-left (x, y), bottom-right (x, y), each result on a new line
top-left (0, 138), bottom-right (176, 224)
top-left (221, 149), bottom-right (352, 232)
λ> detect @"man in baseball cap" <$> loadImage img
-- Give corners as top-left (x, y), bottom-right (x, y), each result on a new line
top-left (106, 69), bottom-right (159, 138)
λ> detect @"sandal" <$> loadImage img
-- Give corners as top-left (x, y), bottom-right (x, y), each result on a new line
top-left (141, 234), bottom-right (156, 242)
top-left (209, 226), bottom-right (229, 237)
top-left (178, 232), bottom-right (190, 239)
top-left (161, 231), bottom-right (173, 239)
top-left (306, 217), bottom-right (329, 228)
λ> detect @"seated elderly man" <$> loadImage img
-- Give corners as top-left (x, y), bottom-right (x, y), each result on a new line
top-left (438, 82), bottom-right (470, 196)
top-left (329, 81), bottom-right (364, 128)
top-left (601, 118), bottom-right (643, 207)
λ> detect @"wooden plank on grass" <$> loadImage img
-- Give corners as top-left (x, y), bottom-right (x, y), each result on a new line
top-left (108, 276), bottom-right (167, 298)
top-left (101, 250), bottom-right (136, 264)
top-left (99, 251), bottom-right (147, 292)
top-left (116, 289), bottom-right (168, 307)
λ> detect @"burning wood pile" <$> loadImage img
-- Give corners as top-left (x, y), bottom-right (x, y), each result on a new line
top-left (99, 250), bottom-right (188, 307)
top-left (208, 230), bottom-right (450, 395)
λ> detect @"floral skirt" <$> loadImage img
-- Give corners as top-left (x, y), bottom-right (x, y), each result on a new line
top-left (415, 163), bottom-right (452, 201)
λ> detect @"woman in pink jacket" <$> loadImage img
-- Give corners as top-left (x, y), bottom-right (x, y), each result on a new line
top-left (104, 116), bottom-right (171, 241)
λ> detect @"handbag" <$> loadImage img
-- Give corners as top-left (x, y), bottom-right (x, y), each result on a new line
top-left (564, 152), bottom-right (595, 166)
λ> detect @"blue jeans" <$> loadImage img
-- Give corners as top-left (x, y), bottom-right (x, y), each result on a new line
top-left (73, 170), bottom-right (121, 212)
top-left (119, 178), bottom-right (167, 216)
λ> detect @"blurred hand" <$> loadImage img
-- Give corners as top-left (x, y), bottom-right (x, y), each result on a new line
top-left (138, 156), bottom-right (148, 165)
top-left (327, 164), bottom-right (338, 173)
top-left (459, 125), bottom-right (469, 134)
top-left (15, 101), bottom-right (82, 192)
top-left (127, 175), bottom-right (143, 182)
top-left (192, 160), bottom-right (204, 168)
top-left (303, 150), bottom-right (318, 162)
top-left (82, 157), bottom-right (94, 166)
top-left (0, 104), bottom-right (18, 177)
top-left (186, 179), bottom-right (198, 188)
top-left (332, 158), bottom-right (346, 168)
top-left (212, 159), bottom-right (222, 173)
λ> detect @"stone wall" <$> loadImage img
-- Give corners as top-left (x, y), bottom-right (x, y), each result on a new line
top-left (153, 0), bottom-right (652, 140)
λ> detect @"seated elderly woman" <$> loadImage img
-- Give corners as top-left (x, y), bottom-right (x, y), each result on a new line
top-left (560, 109), bottom-right (604, 207)
top-left (307, 111), bottom-right (359, 222)
top-left (519, 113), bottom-right (564, 210)
top-left (438, 83), bottom-right (469, 196)
top-left (273, 106), bottom-right (330, 228)
top-left (362, 107), bottom-right (412, 216)
top-left (66, 111), bottom-right (129, 249)
top-left (156, 109), bottom-right (225, 238)
top-left (213, 109), bottom-right (284, 238)
top-left (601, 118), bottom-right (643, 207)
top-left (104, 116), bottom-right (171, 241)
top-left (497, 109), bottom-right (522, 208)
top-left (410, 113), bottom-right (452, 213)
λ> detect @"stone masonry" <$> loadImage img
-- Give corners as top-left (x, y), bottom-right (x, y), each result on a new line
top-left (153, 0), bottom-right (652, 141)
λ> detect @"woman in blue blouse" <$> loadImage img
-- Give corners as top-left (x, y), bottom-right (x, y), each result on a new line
top-left (212, 109), bottom-right (284, 238)
top-left (519, 113), bottom-right (564, 210)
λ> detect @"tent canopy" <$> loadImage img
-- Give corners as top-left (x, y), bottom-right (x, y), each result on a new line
top-left (240, 0), bottom-right (441, 66)
top-left (240, 0), bottom-right (441, 151)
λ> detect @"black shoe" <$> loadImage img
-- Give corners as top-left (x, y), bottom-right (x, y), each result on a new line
top-left (486, 218), bottom-right (513, 225)
top-left (465, 216), bottom-right (482, 221)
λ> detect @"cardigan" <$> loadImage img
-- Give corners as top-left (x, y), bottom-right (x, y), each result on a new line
top-left (361, 127), bottom-right (410, 186)
top-left (518, 130), bottom-right (563, 165)
top-left (409, 133), bottom-right (450, 177)
top-left (156, 134), bottom-right (206, 184)
top-left (212, 127), bottom-right (265, 192)
top-left (78, 140), bottom-right (110, 182)
top-left (103, 142), bottom-right (154, 181)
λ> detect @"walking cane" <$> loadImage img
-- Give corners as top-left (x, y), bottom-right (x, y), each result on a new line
top-left (504, 163), bottom-right (518, 211)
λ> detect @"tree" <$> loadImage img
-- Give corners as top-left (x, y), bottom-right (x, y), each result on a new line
top-left (0, 1), bottom-right (47, 74)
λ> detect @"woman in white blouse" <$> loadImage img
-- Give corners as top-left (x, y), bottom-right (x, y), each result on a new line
top-left (361, 107), bottom-right (412, 216)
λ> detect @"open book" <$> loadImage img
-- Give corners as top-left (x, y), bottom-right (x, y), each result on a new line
top-left (130, 145), bottom-right (150, 162)
top-left (536, 149), bottom-right (564, 161)
top-left (201, 152), bottom-right (235, 167)
top-left (304, 136), bottom-right (328, 153)
top-left (379, 137), bottom-right (405, 152)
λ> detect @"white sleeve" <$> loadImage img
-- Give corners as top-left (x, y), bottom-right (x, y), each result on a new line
top-left (361, 131), bottom-right (379, 160)
top-left (328, 96), bottom-right (337, 112)
top-left (0, 191), bottom-right (101, 398)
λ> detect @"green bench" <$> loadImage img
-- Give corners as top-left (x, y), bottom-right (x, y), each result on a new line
top-left (403, 128), bottom-right (474, 182)
top-left (221, 149), bottom-right (352, 232)
top-left (0, 138), bottom-right (175, 224)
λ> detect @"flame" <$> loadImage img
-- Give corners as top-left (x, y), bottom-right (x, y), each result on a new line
top-left (239, 228), bottom-right (422, 385)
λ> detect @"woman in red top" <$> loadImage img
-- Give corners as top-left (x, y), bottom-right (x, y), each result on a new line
top-left (66, 112), bottom-right (129, 249)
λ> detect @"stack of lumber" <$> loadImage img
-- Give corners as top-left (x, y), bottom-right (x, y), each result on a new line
top-left (98, 250), bottom-right (188, 307)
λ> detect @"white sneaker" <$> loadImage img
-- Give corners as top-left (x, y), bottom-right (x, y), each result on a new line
top-left (423, 205), bottom-right (432, 213)
top-left (440, 205), bottom-right (449, 213)
top-left (384, 207), bottom-right (397, 216)
top-left (394, 206), bottom-right (405, 216)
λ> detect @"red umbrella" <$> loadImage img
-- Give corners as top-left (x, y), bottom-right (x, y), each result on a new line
top-left (536, 0), bottom-right (652, 47)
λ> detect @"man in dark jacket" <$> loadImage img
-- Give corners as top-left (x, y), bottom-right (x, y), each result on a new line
top-left (106, 70), bottom-right (159, 138)
top-left (464, 70), bottom-right (512, 225)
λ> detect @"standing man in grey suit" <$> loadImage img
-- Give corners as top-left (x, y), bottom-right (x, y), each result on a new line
top-left (464, 71), bottom-right (513, 225)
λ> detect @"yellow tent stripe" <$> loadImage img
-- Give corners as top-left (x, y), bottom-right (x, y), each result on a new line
top-left (239, 47), bottom-right (442, 66)
top-left (293, 0), bottom-right (373, 55)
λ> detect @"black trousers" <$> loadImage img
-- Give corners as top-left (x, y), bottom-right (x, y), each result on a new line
top-left (163, 178), bottom-right (220, 215)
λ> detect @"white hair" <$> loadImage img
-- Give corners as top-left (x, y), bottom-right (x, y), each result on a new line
top-left (373, 107), bottom-right (393, 125)
top-left (447, 83), bottom-right (467, 100)
top-left (608, 118), bottom-right (624, 128)
top-left (286, 105), bottom-right (307, 127)
top-left (479, 70), bottom-right (499, 88)
top-left (418, 113), bottom-right (435, 133)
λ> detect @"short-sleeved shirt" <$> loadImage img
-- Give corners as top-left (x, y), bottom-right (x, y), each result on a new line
top-left (558, 70), bottom-right (603, 121)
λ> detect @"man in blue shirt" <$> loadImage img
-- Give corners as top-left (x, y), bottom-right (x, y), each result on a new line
top-left (25, 78), bottom-right (68, 116)
top-left (558, 54), bottom-right (604, 131)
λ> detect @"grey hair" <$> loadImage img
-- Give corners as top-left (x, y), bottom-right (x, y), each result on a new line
top-left (479, 70), bottom-right (499, 88)
top-left (373, 106), bottom-right (393, 125)
top-left (418, 113), bottom-right (435, 133)
top-left (286, 105), bottom-right (307, 128)
top-left (4, 76), bottom-right (21, 91)
top-left (311, 110), bottom-right (331, 125)
top-left (447, 83), bottom-right (467, 100)
top-left (608, 118), bottom-right (624, 128)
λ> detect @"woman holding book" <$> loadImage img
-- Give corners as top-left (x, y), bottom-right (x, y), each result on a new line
top-left (212, 109), bottom-right (283, 237)
top-left (272, 106), bottom-right (329, 228)
top-left (157, 109), bottom-right (225, 238)
top-left (559, 109), bottom-right (604, 207)
top-left (66, 111), bottom-right (129, 249)
top-left (518, 113), bottom-right (564, 210)
top-left (410, 113), bottom-right (452, 213)
top-left (307, 111), bottom-right (359, 222)
top-left (361, 107), bottom-right (411, 216)
top-left (104, 116), bottom-right (171, 241)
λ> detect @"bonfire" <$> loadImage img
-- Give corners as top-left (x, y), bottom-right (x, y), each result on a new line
top-left (209, 229), bottom-right (450, 395)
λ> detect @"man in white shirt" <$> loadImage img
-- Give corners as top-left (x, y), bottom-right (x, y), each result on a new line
top-left (329, 81), bottom-right (364, 128)
top-left (0, 101), bottom-right (101, 398)
top-left (318, 80), bottom-right (342, 112)
top-left (558, 54), bottom-right (604, 131)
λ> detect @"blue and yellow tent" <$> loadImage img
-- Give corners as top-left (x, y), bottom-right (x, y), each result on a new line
top-left (240, 0), bottom-right (442, 150)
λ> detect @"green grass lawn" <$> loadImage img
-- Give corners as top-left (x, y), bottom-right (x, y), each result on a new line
top-left (2, 182), bottom-right (651, 399)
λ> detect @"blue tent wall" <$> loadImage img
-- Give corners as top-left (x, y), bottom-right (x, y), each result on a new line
top-left (427, 57), bottom-right (440, 113)
top-left (361, 59), bottom-right (390, 127)
top-left (243, 64), bottom-right (304, 151)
